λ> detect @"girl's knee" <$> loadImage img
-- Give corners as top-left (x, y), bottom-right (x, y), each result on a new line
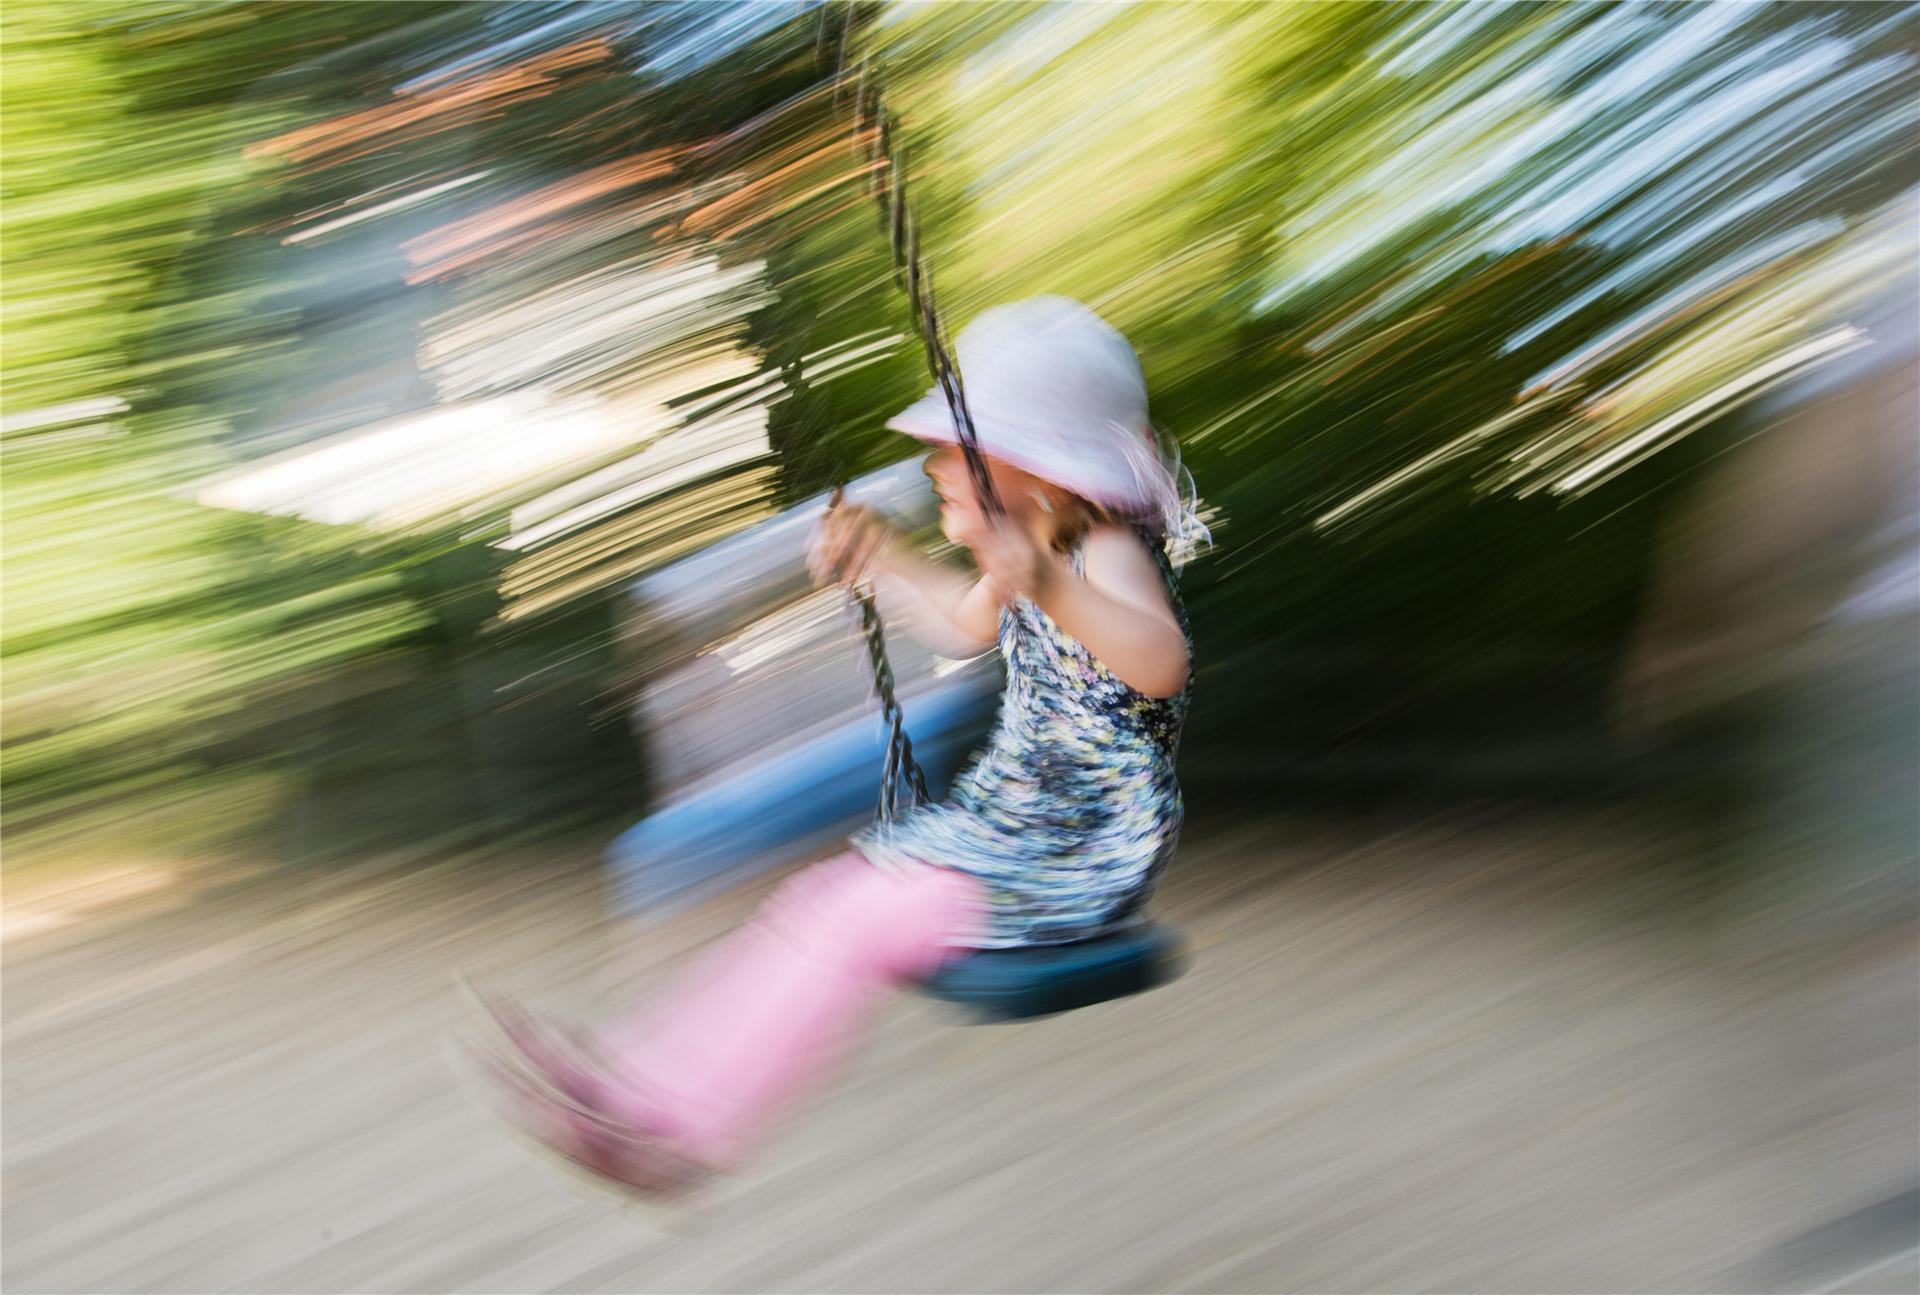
top-left (763, 855), bottom-right (981, 972)
top-left (760, 855), bottom-right (886, 946)
top-left (851, 862), bottom-right (987, 972)
top-left (902, 866), bottom-right (985, 938)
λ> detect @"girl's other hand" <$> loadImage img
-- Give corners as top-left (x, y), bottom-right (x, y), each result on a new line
top-left (965, 513), bottom-right (1059, 601)
top-left (807, 504), bottom-right (899, 588)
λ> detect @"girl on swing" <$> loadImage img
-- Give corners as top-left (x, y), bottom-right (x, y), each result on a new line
top-left (478, 296), bottom-right (1204, 1195)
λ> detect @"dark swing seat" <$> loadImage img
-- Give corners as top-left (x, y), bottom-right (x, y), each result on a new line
top-left (921, 920), bottom-right (1186, 1022)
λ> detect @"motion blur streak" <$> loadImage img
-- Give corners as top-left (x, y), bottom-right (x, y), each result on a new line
top-left (3, 2), bottom-right (1914, 1292)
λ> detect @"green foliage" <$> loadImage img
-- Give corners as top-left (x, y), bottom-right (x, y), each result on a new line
top-left (4, 0), bottom-right (1911, 859)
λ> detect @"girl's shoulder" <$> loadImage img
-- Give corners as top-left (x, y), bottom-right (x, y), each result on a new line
top-left (1078, 523), bottom-right (1179, 619)
top-left (1079, 520), bottom-right (1162, 571)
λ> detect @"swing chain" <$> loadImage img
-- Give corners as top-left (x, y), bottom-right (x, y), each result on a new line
top-left (850, 75), bottom-right (1001, 518)
top-left (822, 4), bottom-right (999, 825)
top-left (854, 578), bottom-right (931, 824)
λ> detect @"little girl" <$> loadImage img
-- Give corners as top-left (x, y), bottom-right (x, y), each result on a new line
top-left (477, 296), bottom-right (1203, 1195)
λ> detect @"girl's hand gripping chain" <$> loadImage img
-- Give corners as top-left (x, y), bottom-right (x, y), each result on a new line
top-left (958, 508), bottom-right (1060, 604)
top-left (808, 495), bottom-right (899, 590)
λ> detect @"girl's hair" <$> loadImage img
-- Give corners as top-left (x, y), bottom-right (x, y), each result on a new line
top-left (1046, 492), bottom-right (1121, 554)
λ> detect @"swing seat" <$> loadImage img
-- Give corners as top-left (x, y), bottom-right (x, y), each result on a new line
top-left (920, 920), bottom-right (1187, 1022)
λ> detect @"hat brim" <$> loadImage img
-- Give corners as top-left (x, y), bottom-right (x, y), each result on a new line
top-left (885, 392), bottom-right (1173, 523)
top-left (883, 391), bottom-right (966, 445)
top-left (885, 394), bottom-right (1106, 504)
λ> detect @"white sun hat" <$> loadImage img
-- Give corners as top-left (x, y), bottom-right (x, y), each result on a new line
top-left (886, 296), bottom-right (1206, 546)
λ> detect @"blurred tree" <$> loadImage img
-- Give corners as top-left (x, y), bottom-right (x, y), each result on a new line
top-left (4, 0), bottom-right (1912, 860)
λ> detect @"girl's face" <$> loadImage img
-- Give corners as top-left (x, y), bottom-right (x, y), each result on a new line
top-left (923, 444), bottom-right (1059, 548)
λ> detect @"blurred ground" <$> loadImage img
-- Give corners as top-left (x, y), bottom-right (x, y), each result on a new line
top-left (5, 807), bottom-right (1915, 1294)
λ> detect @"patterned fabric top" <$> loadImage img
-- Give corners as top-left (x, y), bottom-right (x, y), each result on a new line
top-left (851, 530), bottom-right (1191, 949)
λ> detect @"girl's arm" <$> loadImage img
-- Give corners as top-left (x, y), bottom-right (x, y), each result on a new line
top-left (810, 506), bottom-right (1000, 654)
top-left (871, 548), bottom-right (1001, 656)
top-left (976, 522), bottom-right (1190, 698)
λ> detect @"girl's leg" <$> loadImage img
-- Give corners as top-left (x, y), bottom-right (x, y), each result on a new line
top-left (593, 854), bottom-right (982, 1165)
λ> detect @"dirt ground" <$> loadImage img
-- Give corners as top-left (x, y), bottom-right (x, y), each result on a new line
top-left (5, 806), bottom-right (1915, 1293)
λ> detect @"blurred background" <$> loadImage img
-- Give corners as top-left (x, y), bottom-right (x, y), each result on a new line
top-left (4, 2), bottom-right (1916, 1292)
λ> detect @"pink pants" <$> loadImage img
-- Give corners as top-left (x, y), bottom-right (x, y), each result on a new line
top-left (595, 854), bottom-right (984, 1165)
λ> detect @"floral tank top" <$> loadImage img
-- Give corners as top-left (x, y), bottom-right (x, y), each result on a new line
top-left (851, 530), bottom-right (1191, 948)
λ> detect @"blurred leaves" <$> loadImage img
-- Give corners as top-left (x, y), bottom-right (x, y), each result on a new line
top-left (3, 0), bottom-right (1914, 858)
